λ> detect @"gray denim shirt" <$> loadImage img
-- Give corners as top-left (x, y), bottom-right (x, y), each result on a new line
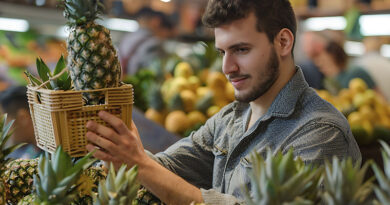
top-left (150, 67), bottom-right (361, 205)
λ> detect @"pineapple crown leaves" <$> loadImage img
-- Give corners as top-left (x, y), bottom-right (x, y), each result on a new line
top-left (322, 156), bottom-right (374, 205)
top-left (59, 0), bottom-right (104, 27)
top-left (371, 140), bottom-right (390, 204)
top-left (25, 55), bottom-right (72, 91)
top-left (0, 113), bottom-right (26, 167)
top-left (33, 146), bottom-right (97, 204)
top-left (243, 148), bottom-right (322, 205)
top-left (94, 163), bottom-right (139, 205)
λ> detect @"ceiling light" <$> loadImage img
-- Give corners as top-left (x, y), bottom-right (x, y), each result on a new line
top-left (381, 44), bottom-right (390, 58)
top-left (103, 18), bottom-right (139, 32)
top-left (344, 41), bottom-right (364, 56)
top-left (0, 17), bottom-right (29, 32)
top-left (304, 16), bottom-right (346, 31)
top-left (360, 14), bottom-right (390, 36)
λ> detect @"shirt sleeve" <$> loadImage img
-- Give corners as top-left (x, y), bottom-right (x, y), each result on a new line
top-left (284, 122), bottom-right (361, 165)
top-left (152, 118), bottom-right (216, 189)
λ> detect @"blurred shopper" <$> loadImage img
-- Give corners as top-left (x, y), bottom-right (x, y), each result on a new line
top-left (86, 1), bottom-right (361, 204)
top-left (299, 31), bottom-right (326, 89)
top-left (0, 86), bottom-right (42, 159)
top-left (354, 36), bottom-right (390, 101)
top-left (314, 40), bottom-right (377, 90)
top-left (119, 7), bottom-right (175, 76)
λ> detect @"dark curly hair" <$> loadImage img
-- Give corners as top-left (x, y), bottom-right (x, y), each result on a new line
top-left (202, 0), bottom-right (297, 51)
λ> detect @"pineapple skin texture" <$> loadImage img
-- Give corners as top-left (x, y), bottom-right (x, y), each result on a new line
top-left (67, 23), bottom-right (121, 105)
top-left (2, 158), bottom-right (38, 205)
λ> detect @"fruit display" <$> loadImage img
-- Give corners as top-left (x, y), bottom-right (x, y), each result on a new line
top-left (0, 31), bottom-right (67, 88)
top-left (316, 78), bottom-right (390, 145)
top-left (143, 60), bottom-right (234, 137)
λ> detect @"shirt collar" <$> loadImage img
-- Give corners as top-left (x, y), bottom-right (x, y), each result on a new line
top-left (269, 66), bottom-right (308, 118)
top-left (233, 66), bottom-right (309, 119)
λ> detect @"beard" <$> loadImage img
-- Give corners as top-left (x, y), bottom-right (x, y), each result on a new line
top-left (232, 47), bottom-right (280, 103)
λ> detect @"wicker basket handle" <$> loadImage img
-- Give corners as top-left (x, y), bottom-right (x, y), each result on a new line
top-left (36, 68), bottom-right (69, 89)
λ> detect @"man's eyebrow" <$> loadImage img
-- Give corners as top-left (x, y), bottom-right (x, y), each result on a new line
top-left (215, 42), bottom-right (251, 51)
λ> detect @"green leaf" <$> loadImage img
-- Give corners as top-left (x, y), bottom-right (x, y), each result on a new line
top-left (54, 55), bottom-right (66, 76)
top-left (24, 71), bottom-right (42, 86)
top-left (36, 58), bottom-right (52, 89)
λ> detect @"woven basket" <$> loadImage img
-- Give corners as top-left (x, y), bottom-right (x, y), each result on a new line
top-left (27, 84), bottom-right (133, 157)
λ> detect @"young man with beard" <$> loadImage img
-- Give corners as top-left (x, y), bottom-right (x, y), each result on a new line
top-left (85, 0), bottom-right (361, 204)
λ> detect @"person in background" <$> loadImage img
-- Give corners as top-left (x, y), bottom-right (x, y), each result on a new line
top-left (86, 0), bottom-right (361, 204)
top-left (314, 40), bottom-right (377, 90)
top-left (119, 7), bottom-right (175, 76)
top-left (299, 31), bottom-right (327, 89)
top-left (0, 86), bottom-right (42, 159)
top-left (354, 36), bottom-right (390, 101)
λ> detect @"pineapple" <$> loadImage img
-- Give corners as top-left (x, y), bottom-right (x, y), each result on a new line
top-left (94, 163), bottom-right (139, 205)
top-left (73, 165), bottom-right (107, 205)
top-left (134, 186), bottom-right (164, 205)
top-left (18, 146), bottom-right (96, 205)
top-left (243, 148), bottom-right (323, 205)
top-left (0, 114), bottom-right (26, 205)
top-left (61, 0), bottom-right (121, 105)
top-left (321, 157), bottom-right (374, 205)
top-left (372, 140), bottom-right (390, 204)
top-left (3, 158), bottom-right (38, 204)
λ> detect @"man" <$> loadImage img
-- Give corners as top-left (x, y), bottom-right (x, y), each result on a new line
top-left (86, 0), bottom-right (361, 204)
top-left (0, 86), bottom-right (42, 159)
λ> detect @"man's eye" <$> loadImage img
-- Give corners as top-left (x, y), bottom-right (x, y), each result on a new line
top-left (235, 48), bottom-right (249, 54)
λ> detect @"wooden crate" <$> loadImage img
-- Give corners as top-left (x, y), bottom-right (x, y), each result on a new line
top-left (27, 84), bottom-right (133, 157)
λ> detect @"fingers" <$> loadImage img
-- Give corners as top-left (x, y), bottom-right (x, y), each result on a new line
top-left (130, 120), bottom-right (140, 137)
top-left (86, 143), bottom-right (114, 161)
top-left (86, 120), bottom-right (121, 145)
top-left (98, 111), bottom-right (130, 135)
top-left (86, 131), bottom-right (117, 154)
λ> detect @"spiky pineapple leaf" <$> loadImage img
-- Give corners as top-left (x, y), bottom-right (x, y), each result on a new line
top-left (24, 71), bottom-right (43, 86)
top-left (244, 148), bottom-right (321, 205)
top-left (36, 58), bottom-right (52, 89)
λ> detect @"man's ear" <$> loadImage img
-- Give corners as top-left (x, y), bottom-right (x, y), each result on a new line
top-left (274, 28), bottom-right (294, 57)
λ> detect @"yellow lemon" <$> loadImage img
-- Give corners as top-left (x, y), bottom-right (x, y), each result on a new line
top-left (188, 76), bottom-right (201, 92)
top-left (145, 108), bottom-right (165, 125)
top-left (349, 78), bottom-right (367, 94)
top-left (180, 89), bottom-right (197, 112)
top-left (196, 86), bottom-right (212, 99)
top-left (207, 72), bottom-right (227, 91)
top-left (187, 111), bottom-right (207, 127)
top-left (174, 62), bottom-right (193, 79)
top-left (207, 105), bottom-right (221, 118)
top-left (165, 110), bottom-right (190, 134)
top-left (347, 111), bottom-right (363, 126)
top-left (225, 82), bottom-right (235, 102)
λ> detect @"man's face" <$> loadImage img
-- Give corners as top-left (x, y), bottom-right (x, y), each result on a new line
top-left (215, 13), bottom-right (280, 103)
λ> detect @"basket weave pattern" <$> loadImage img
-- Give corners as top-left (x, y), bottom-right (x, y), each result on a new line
top-left (27, 84), bottom-right (133, 157)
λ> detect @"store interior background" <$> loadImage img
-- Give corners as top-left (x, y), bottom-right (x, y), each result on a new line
top-left (1, 0), bottom-right (390, 87)
top-left (1, 0), bottom-right (390, 155)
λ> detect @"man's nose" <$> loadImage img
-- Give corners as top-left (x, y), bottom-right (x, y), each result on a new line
top-left (222, 54), bottom-right (238, 74)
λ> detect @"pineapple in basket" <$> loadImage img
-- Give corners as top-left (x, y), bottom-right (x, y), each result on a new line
top-left (60, 0), bottom-right (121, 105)
top-left (0, 114), bottom-right (27, 205)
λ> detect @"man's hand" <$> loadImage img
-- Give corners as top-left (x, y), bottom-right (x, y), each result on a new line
top-left (85, 110), bottom-right (147, 169)
top-left (85, 110), bottom-right (204, 205)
